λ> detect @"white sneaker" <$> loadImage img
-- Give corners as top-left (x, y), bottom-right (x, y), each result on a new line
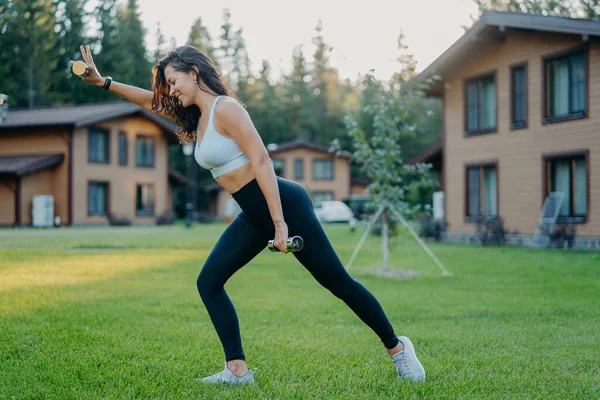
top-left (197, 362), bottom-right (255, 384)
top-left (391, 336), bottom-right (426, 382)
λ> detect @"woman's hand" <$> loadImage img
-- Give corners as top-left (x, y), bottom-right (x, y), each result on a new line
top-left (273, 220), bottom-right (289, 254)
top-left (77, 45), bottom-right (106, 88)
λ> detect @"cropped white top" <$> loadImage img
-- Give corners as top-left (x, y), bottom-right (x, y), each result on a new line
top-left (194, 96), bottom-right (251, 178)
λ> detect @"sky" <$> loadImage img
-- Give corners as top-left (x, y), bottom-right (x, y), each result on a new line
top-left (135, 0), bottom-right (481, 82)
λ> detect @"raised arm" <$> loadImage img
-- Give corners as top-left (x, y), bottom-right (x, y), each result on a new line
top-left (77, 45), bottom-right (174, 121)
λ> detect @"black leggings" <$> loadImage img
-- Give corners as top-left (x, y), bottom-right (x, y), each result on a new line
top-left (196, 177), bottom-right (399, 361)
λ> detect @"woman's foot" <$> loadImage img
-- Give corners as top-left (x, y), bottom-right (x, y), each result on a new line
top-left (390, 336), bottom-right (426, 382)
top-left (198, 362), bottom-right (255, 384)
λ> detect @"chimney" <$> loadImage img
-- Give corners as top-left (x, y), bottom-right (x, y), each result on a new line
top-left (0, 94), bottom-right (8, 123)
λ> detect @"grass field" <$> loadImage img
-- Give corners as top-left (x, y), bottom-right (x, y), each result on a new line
top-left (1, 223), bottom-right (599, 399)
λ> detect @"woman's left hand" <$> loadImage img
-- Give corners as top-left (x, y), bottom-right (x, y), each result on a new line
top-left (273, 221), bottom-right (289, 254)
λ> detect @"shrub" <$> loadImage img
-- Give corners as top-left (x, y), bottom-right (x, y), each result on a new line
top-left (107, 213), bottom-right (132, 226)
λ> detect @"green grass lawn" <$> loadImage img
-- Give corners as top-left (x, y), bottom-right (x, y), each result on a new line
top-left (1, 223), bottom-right (599, 399)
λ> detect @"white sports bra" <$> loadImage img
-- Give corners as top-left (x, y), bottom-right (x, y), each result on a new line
top-left (194, 96), bottom-right (251, 178)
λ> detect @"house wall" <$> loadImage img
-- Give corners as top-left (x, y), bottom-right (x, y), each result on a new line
top-left (21, 168), bottom-right (55, 225)
top-left (0, 129), bottom-right (70, 225)
top-left (0, 177), bottom-right (16, 225)
top-left (71, 117), bottom-right (170, 225)
top-left (270, 148), bottom-right (351, 200)
top-left (444, 31), bottom-right (600, 236)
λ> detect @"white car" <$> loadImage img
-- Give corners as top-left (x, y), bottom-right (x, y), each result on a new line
top-left (314, 200), bottom-right (354, 223)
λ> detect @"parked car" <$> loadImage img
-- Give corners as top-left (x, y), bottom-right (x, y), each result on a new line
top-left (314, 200), bottom-right (354, 223)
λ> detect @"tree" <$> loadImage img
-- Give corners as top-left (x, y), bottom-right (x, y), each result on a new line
top-left (281, 44), bottom-right (315, 141)
top-left (344, 85), bottom-right (441, 273)
top-left (90, 0), bottom-right (129, 102)
top-left (0, 0), bottom-right (62, 108)
top-left (231, 26), bottom-right (252, 99)
top-left (390, 31), bottom-right (417, 88)
top-left (308, 20), bottom-right (346, 145)
top-left (117, 0), bottom-right (152, 90)
top-left (246, 60), bottom-right (287, 144)
top-left (215, 8), bottom-right (236, 88)
top-left (186, 17), bottom-right (215, 61)
top-left (473, 0), bottom-right (587, 17)
top-left (53, 0), bottom-right (90, 104)
top-left (153, 22), bottom-right (167, 64)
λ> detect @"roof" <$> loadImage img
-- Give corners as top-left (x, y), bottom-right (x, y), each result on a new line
top-left (0, 102), bottom-right (179, 143)
top-left (0, 153), bottom-right (64, 176)
top-left (268, 139), bottom-right (351, 159)
top-left (402, 10), bottom-right (600, 95)
top-left (407, 138), bottom-right (443, 165)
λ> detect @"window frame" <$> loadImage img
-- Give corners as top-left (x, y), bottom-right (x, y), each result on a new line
top-left (294, 158), bottom-right (304, 180)
top-left (542, 150), bottom-right (589, 224)
top-left (135, 182), bottom-right (155, 216)
top-left (87, 180), bottom-right (110, 216)
top-left (463, 71), bottom-right (498, 137)
top-left (542, 44), bottom-right (589, 125)
top-left (510, 62), bottom-right (528, 130)
top-left (88, 127), bottom-right (110, 164)
top-left (312, 159), bottom-right (334, 181)
top-left (464, 161), bottom-right (499, 222)
top-left (119, 131), bottom-right (128, 166)
top-left (136, 135), bottom-right (155, 168)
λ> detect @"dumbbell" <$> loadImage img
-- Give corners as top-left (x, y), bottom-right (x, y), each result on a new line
top-left (268, 236), bottom-right (304, 252)
top-left (71, 60), bottom-right (90, 77)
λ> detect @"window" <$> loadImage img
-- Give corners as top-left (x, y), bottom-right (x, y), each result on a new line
top-left (466, 163), bottom-right (498, 218)
top-left (119, 132), bottom-right (128, 166)
top-left (89, 128), bottom-right (109, 163)
top-left (136, 136), bottom-right (155, 167)
top-left (312, 191), bottom-right (334, 205)
top-left (465, 73), bottom-right (496, 135)
top-left (294, 159), bottom-right (304, 180)
top-left (313, 159), bottom-right (333, 180)
top-left (544, 47), bottom-right (587, 123)
top-left (272, 159), bottom-right (285, 177)
top-left (88, 182), bottom-right (108, 215)
top-left (136, 184), bottom-right (154, 215)
top-left (544, 152), bottom-right (588, 223)
top-left (511, 64), bottom-right (527, 129)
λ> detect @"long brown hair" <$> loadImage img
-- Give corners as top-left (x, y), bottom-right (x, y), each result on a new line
top-left (151, 45), bottom-right (235, 144)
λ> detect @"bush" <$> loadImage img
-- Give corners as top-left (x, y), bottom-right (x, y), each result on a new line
top-left (156, 211), bottom-right (177, 225)
top-left (549, 223), bottom-right (576, 248)
top-left (107, 213), bottom-right (132, 226)
top-left (418, 215), bottom-right (447, 241)
top-left (473, 216), bottom-right (508, 246)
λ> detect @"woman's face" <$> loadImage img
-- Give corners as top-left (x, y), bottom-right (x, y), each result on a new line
top-left (164, 64), bottom-right (198, 107)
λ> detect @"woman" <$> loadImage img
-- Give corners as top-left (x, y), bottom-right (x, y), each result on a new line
top-left (77, 44), bottom-right (425, 384)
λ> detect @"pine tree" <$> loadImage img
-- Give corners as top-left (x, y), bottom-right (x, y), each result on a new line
top-left (153, 22), bottom-right (167, 64)
top-left (53, 0), bottom-right (90, 104)
top-left (215, 8), bottom-right (236, 88)
top-left (473, 0), bottom-right (581, 16)
top-left (0, 0), bottom-right (62, 108)
top-left (281, 44), bottom-right (315, 141)
top-left (117, 0), bottom-right (152, 89)
top-left (186, 17), bottom-right (215, 61)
